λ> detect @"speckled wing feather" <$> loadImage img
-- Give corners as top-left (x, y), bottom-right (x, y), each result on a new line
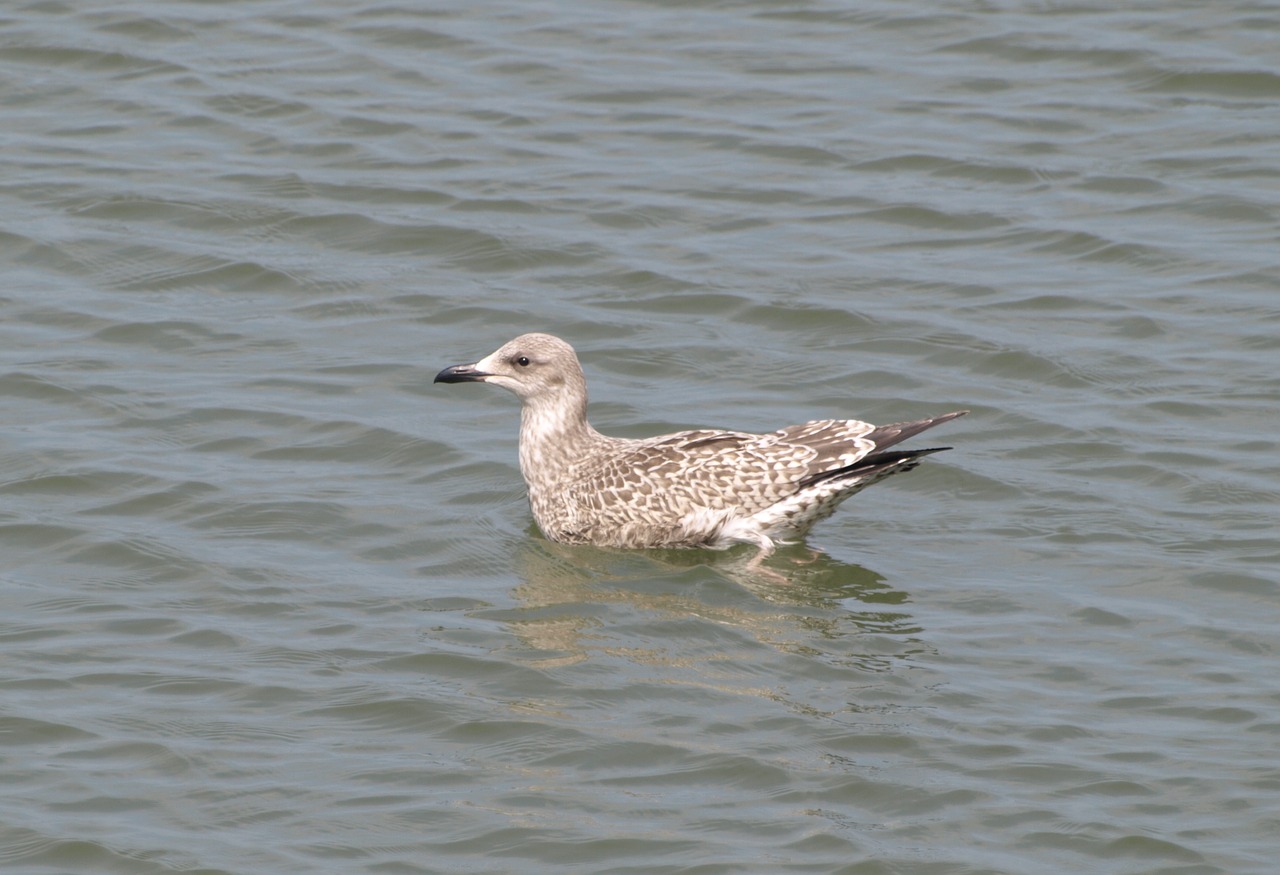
top-left (770, 418), bottom-right (878, 482)
top-left (574, 419), bottom-right (879, 522)
top-left (569, 430), bottom-right (777, 522)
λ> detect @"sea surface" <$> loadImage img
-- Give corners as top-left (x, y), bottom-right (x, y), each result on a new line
top-left (2, 1), bottom-right (1278, 873)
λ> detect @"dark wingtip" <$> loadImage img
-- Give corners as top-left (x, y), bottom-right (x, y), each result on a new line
top-left (797, 446), bottom-right (951, 490)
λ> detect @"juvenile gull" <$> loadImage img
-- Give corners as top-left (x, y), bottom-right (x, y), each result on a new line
top-left (436, 333), bottom-right (965, 559)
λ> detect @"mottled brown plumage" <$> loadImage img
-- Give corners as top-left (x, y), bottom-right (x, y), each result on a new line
top-left (436, 333), bottom-right (965, 556)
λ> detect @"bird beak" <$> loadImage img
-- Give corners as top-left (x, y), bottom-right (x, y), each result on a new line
top-left (434, 363), bottom-right (491, 384)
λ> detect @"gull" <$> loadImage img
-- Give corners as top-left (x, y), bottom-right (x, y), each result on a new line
top-left (436, 333), bottom-right (965, 560)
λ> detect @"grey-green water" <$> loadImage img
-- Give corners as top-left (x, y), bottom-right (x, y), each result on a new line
top-left (2, 1), bottom-right (1277, 873)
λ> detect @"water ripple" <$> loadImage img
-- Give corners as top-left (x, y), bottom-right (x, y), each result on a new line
top-left (1, 1), bottom-right (1277, 873)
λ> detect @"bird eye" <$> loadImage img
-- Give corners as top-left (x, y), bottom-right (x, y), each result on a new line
top-left (515, 355), bottom-right (530, 367)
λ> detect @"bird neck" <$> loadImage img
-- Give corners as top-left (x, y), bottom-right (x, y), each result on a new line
top-left (517, 392), bottom-right (602, 489)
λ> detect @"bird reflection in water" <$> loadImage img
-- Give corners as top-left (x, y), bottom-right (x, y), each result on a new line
top-left (500, 535), bottom-right (924, 673)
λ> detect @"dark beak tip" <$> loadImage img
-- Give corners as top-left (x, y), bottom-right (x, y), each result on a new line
top-left (434, 364), bottom-right (489, 384)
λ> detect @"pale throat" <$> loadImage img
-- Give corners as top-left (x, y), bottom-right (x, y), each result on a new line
top-left (517, 392), bottom-right (595, 488)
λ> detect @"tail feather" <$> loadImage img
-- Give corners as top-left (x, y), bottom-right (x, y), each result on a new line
top-left (863, 410), bottom-right (967, 452)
